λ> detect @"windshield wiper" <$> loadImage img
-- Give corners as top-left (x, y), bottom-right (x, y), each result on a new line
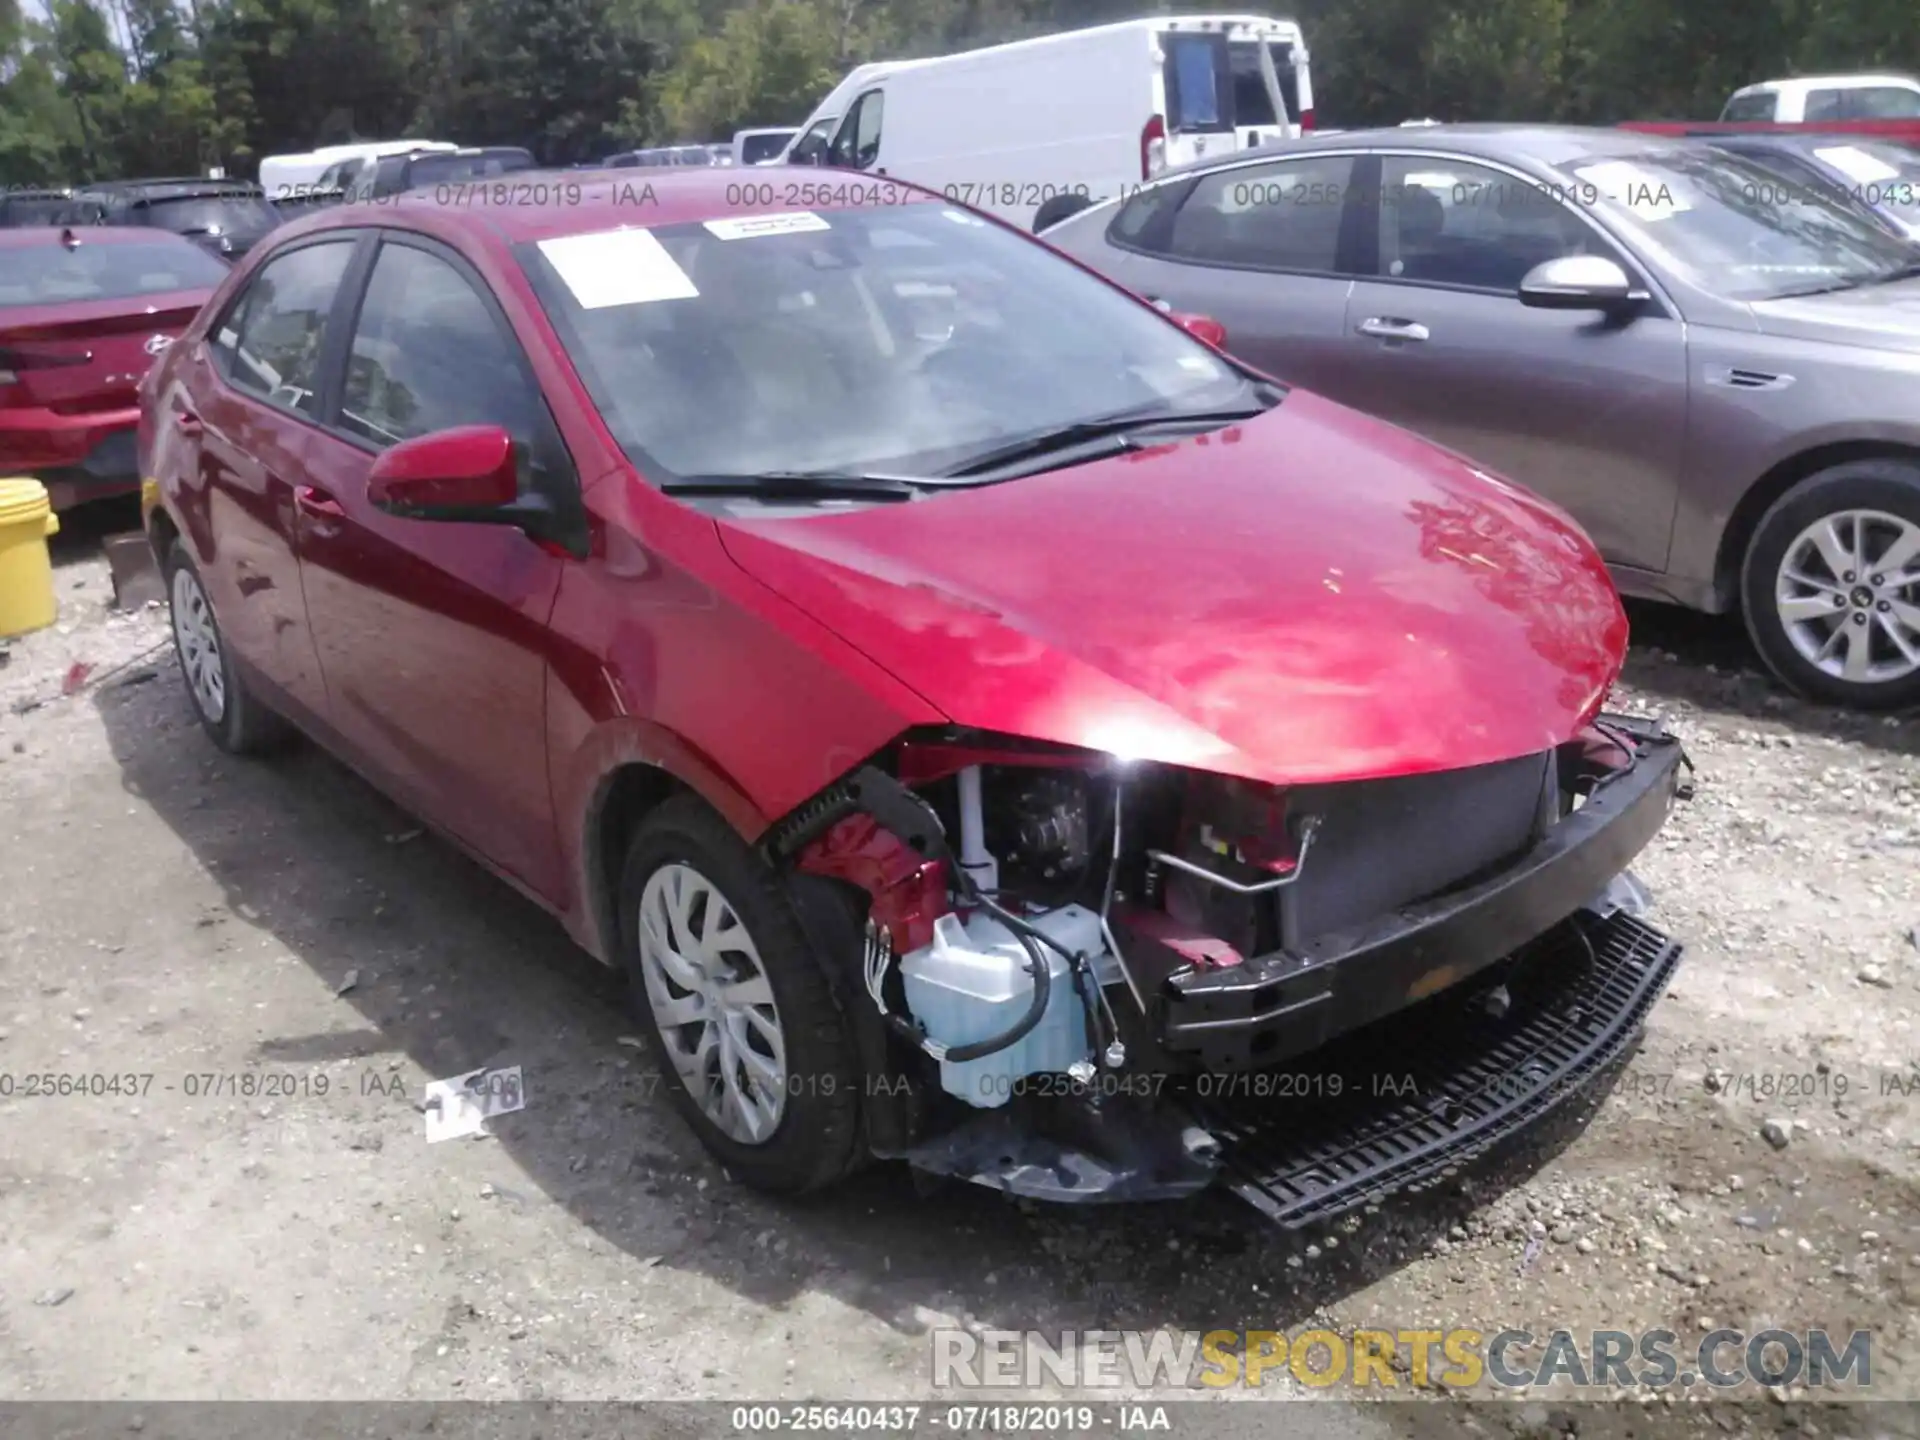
top-left (661, 470), bottom-right (931, 502)
top-left (939, 398), bottom-right (1272, 480)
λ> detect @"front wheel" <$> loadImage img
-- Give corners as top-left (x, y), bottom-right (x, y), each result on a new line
top-left (617, 796), bottom-right (863, 1193)
top-left (1740, 461), bottom-right (1920, 711)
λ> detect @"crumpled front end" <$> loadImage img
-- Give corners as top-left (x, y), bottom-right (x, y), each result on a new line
top-left (765, 714), bottom-right (1689, 1228)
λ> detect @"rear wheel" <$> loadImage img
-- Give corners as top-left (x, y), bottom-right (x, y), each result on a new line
top-left (617, 796), bottom-right (863, 1193)
top-left (163, 540), bottom-right (292, 754)
top-left (1740, 461), bottom-right (1920, 711)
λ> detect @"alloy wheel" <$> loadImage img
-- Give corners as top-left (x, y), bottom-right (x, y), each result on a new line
top-left (636, 862), bottom-right (789, 1145)
top-left (1773, 508), bottom-right (1920, 686)
top-left (170, 565), bottom-right (227, 723)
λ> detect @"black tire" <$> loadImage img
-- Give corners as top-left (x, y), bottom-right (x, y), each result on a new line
top-left (1740, 460), bottom-right (1920, 712)
top-left (1033, 192), bottom-right (1095, 234)
top-left (162, 538), bottom-right (294, 754)
top-left (617, 795), bottom-right (863, 1193)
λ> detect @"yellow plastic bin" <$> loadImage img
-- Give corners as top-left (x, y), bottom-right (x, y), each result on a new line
top-left (0, 478), bottom-right (60, 639)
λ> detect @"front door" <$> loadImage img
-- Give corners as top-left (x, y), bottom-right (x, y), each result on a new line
top-left (294, 235), bottom-right (576, 899)
top-left (1334, 154), bottom-right (1689, 572)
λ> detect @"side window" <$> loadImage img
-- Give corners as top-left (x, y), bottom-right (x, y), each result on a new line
top-left (1375, 155), bottom-right (1624, 293)
top-left (1160, 153), bottom-right (1355, 273)
top-left (338, 242), bottom-right (545, 459)
top-left (1854, 86), bottom-right (1920, 119)
top-left (1804, 88), bottom-right (1848, 121)
top-left (830, 90), bottom-right (884, 169)
top-left (1108, 178), bottom-right (1189, 247)
top-left (212, 240), bottom-right (356, 416)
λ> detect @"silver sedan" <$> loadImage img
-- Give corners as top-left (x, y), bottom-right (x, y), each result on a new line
top-left (1041, 124), bottom-right (1920, 710)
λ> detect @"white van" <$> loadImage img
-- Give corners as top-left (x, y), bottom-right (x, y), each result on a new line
top-left (781, 16), bottom-right (1312, 230)
top-left (257, 141), bottom-right (458, 200)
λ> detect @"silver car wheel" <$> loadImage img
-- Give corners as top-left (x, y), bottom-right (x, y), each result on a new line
top-left (636, 862), bottom-right (788, 1145)
top-left (1774, 508), bottom-right (1920, 686)
top-left (170, 565), bottom-right (228, 723)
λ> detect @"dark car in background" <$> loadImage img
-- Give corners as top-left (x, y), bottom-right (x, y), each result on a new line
top-left (0, 188), bottom-right (77, 227)
top-left (61, 178), bottom-right (282, 261)
top-left (1, 226), bottom-right (228, 510)
top-left (1042, 125), bottom-right (1920, 710)
top-left (1705, 131), bottom-right (1920, 241)
top-left (342, 146), bottom-right (537, 201)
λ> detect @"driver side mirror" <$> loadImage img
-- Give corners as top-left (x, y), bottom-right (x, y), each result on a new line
top-left (369, 424), bottom-right (591, 557)
top-left (1518, 255), bottom-right (1647, 311)
top-left (789, 135), bottom-right (828, 167)
top-left (368, 424), bottom-right (519, 513)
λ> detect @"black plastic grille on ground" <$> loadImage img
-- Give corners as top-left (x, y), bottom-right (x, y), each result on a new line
top-left (1185, 911), bottom-right (1682, 1229)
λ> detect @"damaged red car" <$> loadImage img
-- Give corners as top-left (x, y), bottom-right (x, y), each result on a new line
top-left (139, 173), bottom-right (1689, 1227)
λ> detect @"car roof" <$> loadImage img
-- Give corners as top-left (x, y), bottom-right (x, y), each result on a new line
top-left (1149, 123), bottom-right (1694, 184)
top-left (282, 167), bottom-right (946, 246)
top-left (0, 224), bottom-right (208, 251)
top-left (1733, 73), bottom-right (1919, 96)
top-left (84, 179), bottom-right (265, 200)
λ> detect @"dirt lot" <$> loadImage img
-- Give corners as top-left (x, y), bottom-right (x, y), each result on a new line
top-left (1, 504), bottom-right (1917, 1436)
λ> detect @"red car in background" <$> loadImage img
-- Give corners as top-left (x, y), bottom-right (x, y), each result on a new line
top-left (138, 173), bottom-right (1687, 1228)
top-left (1, 226), bottom-right (227, 510)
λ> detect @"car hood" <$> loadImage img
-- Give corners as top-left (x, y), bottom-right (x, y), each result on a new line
top-left (716, 391), bottom-right (1627, 787)
top-left (1749, 274), bottom-right (1920, 353)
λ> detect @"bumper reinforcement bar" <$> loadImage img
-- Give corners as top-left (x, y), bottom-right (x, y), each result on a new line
top-left (1190, 908), bottom-right (1681, 1229)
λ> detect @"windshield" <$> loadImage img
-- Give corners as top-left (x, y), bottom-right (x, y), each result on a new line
top-left (518, 203), bottom-right (1251, 483)
top-left (1803, 140), bottom-right (1920, 223)
top-left (1556, 147), bottom-right (1915, 300)
top-left (0, 238), bottom-right (229, 306)
top-left (139, 195), bottom-right (278, 235)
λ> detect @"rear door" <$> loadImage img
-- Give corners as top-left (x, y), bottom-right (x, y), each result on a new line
top-left (293, 233), bottom-right (573, 898)
top-left (1079, 151), bottom-right (1365, 390)
top-left (1334, 152), bottom-right (1688, 571)
top-left (181, 233), bottom-right (363, 716)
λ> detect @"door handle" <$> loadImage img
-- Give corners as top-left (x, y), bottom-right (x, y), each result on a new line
top-left (1357, 317), bottom-right (1430, 342)
top-left (174, 407), bottom-right (204, 437)
top-left (294, 484), bottom-right (344, 519)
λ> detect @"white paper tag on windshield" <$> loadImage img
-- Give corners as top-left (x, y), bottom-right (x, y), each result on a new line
top-left (537, 229), bottom-right (697, 308)
top-left (1814, 145), bottom-right (1901, 185)
top-left (704, 211), bottom-right (829, 240)
top-left (1577, 161), bottom-right (1692, 220)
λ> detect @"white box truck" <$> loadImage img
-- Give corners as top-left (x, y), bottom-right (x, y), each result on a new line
top-left (781, 15), bottom-right (1312, 230)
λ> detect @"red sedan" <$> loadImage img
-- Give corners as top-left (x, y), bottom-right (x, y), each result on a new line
top-left (2, 226), bottom-right (227, 510)
top-left (140, 172), bottom-right (1688, 1225)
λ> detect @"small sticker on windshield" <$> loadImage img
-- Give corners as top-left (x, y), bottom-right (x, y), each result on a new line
top-left (1813, 145), bottom-right (1901, 186)
top-left (704, 211), bottom-right (830, 239)
top-left (1575, 161), bottom-right (1691, 220)
top-left (537, 228), bottom-right (697, 308)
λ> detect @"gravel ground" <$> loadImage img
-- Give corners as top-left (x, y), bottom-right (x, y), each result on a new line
top-left (1, 502), bottom-right (1917, 1437)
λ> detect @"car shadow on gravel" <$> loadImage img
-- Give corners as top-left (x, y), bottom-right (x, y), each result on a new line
top-left (1620, 601), bottom-right (1919, 757)
top-left (94, 656), bottom-right (1620, 1352)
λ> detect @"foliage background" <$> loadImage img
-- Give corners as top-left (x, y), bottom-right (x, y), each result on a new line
top-left (2, 0), bottom-right (1917, 184)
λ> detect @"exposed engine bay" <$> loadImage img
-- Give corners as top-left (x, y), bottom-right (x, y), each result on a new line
top-left (762, 716), bottom-right (1690, 1227)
